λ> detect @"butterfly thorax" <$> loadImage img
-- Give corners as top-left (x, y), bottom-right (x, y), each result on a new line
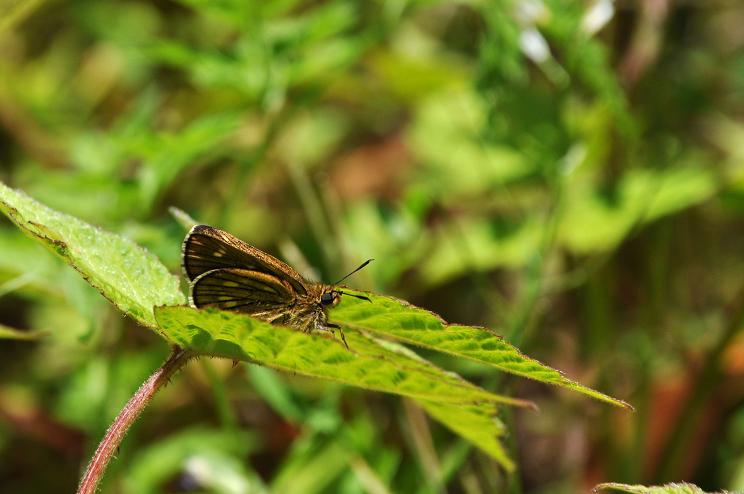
top-left (237, 282), bottom-right (334, 333)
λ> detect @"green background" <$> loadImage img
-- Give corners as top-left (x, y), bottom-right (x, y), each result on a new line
top-left (1, 0), bottom-right (743, 492)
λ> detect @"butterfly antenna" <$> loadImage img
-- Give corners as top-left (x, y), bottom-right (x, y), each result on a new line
top-left (333, 259), bottom-right (373, 285)
top-left (338, 291), bottom-right (372, 302)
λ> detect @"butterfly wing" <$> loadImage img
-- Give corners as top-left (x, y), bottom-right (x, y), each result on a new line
top-left (182, 224), bottom-right (308, 295)
top-left (190, 267), bottom-right (296, 322)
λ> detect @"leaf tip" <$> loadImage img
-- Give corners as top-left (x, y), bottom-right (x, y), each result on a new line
top-left (619, 400), bottom-right (635, 412)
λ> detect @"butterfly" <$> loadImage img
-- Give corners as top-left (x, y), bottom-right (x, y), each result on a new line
top-left (182, 224), bottom-right (371, 348)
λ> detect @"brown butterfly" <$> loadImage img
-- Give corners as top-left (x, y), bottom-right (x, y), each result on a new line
top-left (182, 224), bottom-right (371, 348)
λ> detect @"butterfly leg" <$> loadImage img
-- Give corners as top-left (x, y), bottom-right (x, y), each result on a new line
top-left (326, 322), bottom-right (349, 350)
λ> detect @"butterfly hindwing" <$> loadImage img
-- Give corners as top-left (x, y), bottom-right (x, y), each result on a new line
top-left (190, 267), bottom-right (294, 313)
top-left (183, 224), bottom-right (308, 295)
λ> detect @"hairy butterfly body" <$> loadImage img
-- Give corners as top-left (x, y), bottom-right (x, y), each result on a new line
top-left (182, 224), bottom-right (370, 348)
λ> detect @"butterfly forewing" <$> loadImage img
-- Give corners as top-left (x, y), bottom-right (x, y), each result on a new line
top-left (183, 224), bottom-right (308, 295)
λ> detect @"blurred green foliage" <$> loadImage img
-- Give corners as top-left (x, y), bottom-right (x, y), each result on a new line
top-left (1, 0), bottom-right (744, 493)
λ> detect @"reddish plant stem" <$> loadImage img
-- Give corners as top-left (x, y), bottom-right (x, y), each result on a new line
top-left (77, 347), bottom-right (192, 494)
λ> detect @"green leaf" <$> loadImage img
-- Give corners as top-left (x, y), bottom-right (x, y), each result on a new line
top-left (155, 306), bottom-right (524, 407)
top-left (417, 399), bottom-right (513, 471)
top-left (419, 217), bottom-right (541, 286)
top-left (0, 182), bottom-right (185, 328)
top-left (560, 167), bottom-right (716, 254)
top-left (154, 306), bottom-right (528, 469)
top-left (409, 89), bottom-right (531, 198)
top-left (331, 292), bottom-right (631, 410)
top-left (594, 482), bottom-right (730, 494)
top-left (153, 304), bottom-right (537, 469)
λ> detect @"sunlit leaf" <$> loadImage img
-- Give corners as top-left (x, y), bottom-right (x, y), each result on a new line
top-left (154, 306), bottom-right (529, 468)
top-left (154, 306), bottom-right (523, 408)
top-left (594, 482), bottom-right (729, 494)
top-left (332, 292), bottom-right (631, 409)
top-left (0, 183), bottom-right (184, 328)
top-left (417, 399), bottom-right (513, 471)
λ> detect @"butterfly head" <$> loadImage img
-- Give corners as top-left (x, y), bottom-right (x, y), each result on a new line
top-left (320, 288), bottom-right (341, 307)
top-left (318, 259), bottom-right (374, 308)
top-left (319, 287), bottom-right (372, 308)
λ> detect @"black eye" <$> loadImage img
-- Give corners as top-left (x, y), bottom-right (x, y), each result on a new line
top-left (321, 292), bottom-right (335, 305)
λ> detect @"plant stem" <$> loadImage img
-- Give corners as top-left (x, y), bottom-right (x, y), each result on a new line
top-left (76, 347), bottom-right (193, 494)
